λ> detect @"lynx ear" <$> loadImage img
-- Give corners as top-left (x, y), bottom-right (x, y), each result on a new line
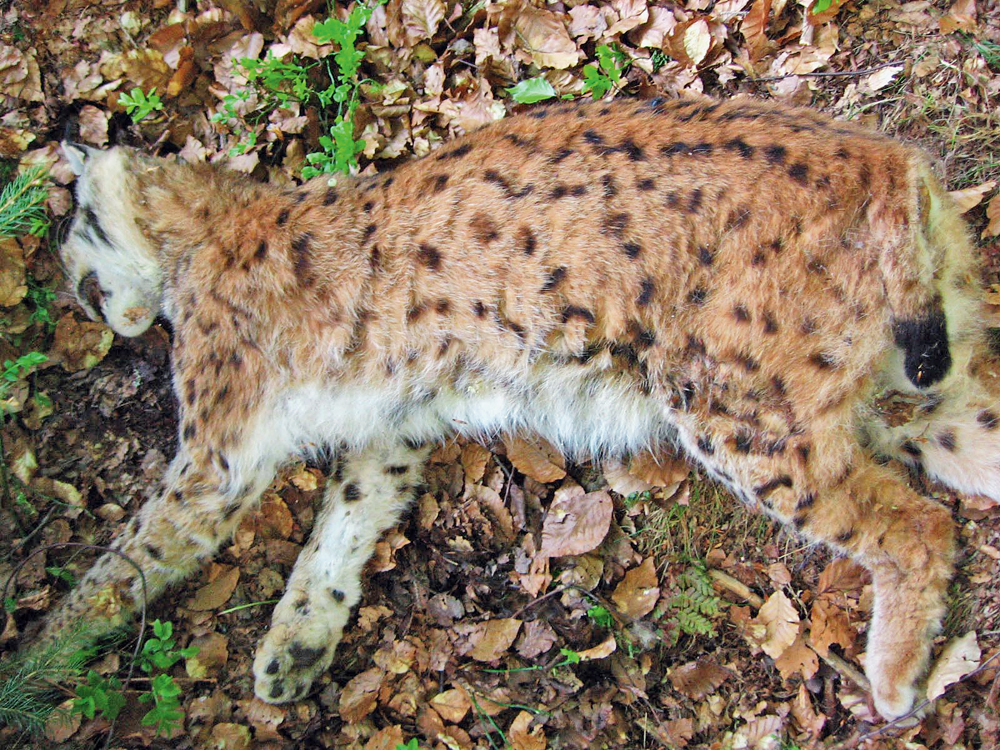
top-left (62, 141), bottom-right (99, 177)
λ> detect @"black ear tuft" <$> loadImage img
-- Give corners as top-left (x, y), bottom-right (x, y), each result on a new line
top-left (893, 310), bottom-right (952, 387)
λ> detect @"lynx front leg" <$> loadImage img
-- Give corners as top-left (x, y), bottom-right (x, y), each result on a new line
top-left (37, 452), bottom-right (272, 647)
top-left (253, 440), bottom-right (429, 703)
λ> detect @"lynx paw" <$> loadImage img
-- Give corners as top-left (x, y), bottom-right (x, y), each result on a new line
top-left (252, 597), bottom-right (348, 703)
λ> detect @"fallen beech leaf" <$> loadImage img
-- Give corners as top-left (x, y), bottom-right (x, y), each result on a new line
top-left (774, 634), bottom-right (819, 680)
top-left (611, 557), bottom-right (659, 619)
top-left (577, 633), bottom-right (617, 661)
top-left (744, 715), bottom-right (784, 746)
top-left (186, 632), bottom-right (229, 677)
top-left (949, 180), bottom-right (995, 213)
top-left (514, 8), bottom-right (580, 70)
top-left (808, 0), bottom-right (850, 25)
top-left (78, 105), bottom-right (109, 147)
top-left (809, 598), bottom-right (854, 657)
top-left (516, 619), bottom-right (558, 659)
top-left (431, 688), bottom-right (471, 723)
top-left (365, 725), bottom-right (405, 750)
top-left (539, 489), bottom-right (612, 557)
top-left (668, 657), bottom-right (730, 699)
top-left (628, 451), bottom-right (690, 487)
top-left (509, 710), bottom-right (546, 750)
top-left (504, 435), bottom-right (566, 482)
top-left (681, 19), bottom-right (712, 66)
top-left (44, 699), bottom-right (80, 743)
top-left (402, 0), bottom-right (445, 43)
top-left (864, 64), bottom-right (902, 92)
top-left (0, 238), bottom-right (26, 307)
top-left (186, 566), bottom-right (240, 611)
top-left (461, 441), bottom-right (491, 483)
top-left (210, 723), bottom-right (252, 750)
top-left (742, 0), bottom-right (773, 61)
top-left (339, 667), bottom-right (384, 722)
top-left (469, 618), bottom-right (522, 661)
top-left (939, 0), bottom-right (977, 34)
top-left (603, 459), bottom-right (652, 497)
top-left (256, 493), bottom-right (294, 539)
top-left (755, 590), bottom-right (799, 659)
top-left (816, 558), bottom-right (866, 594)
top-left (982, 192), bottom-right (1000, 238)
top-left (791, 683), bottom-right (826, 738)
top-left (926, 631), bottom-right (981, 700)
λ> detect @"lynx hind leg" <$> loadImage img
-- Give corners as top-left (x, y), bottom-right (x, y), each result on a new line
top-left (253, 440), bottom-right (429, 703)
top-left (683, 419), bottom-right (954, 720)
top-left (38, 452), bottom-right (270, 647)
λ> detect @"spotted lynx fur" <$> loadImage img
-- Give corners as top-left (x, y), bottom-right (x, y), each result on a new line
top-left (45, 97), bottom-right (999, 720)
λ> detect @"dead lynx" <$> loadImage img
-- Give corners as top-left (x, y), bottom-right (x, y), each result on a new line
top-left (43, 96), bottom-right (998, 721)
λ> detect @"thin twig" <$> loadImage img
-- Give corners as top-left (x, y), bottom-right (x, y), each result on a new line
top-left (751, 60), bottom-right (902, 83)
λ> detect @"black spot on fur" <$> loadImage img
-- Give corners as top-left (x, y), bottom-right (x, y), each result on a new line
top-left (697, 436), bottom-right (714, 454)
top-left (733, 305), bottom-right (750, 323)
top-left (330, 588), bottom-right (346, 603)
top-left (292, 232), bottom-right (313, 284)
top-left (289, 642), bottom-right (327, 667)
top-left (900, 440), bottom-right (922, 457)
top-left (255, 240), bottom-right (268, 260)
top-left (698, 246), bottom-right (713, 265)
top-left (725, 138), bottom-right (754, 159)
top-left (435, 298), bottom-right (450, 314)
top-left (269, 681), bottom-right (285, 699)
top-left (689, 287), bottom-right (708, 305)
top-left (541, 266), bottom-right (567, 292)
top-left (603, 212), bottom-right (630, 237)
top-left (561, 306), bottom-right (595, 324)
top-left (764, 145), bottom-right (786, 164)
top-left (323, 188), bottom-right (338, 206)
top-left (893, 309), bottom-right (951, 387)
top-left (978, 410), bottom-right (999, 430)
top-left (431, 174), bottom-right (449, 192)
top-left (661, 142), bottom-right (691, 156)
top-left (551, 147), bottom-right (574, 163)
top-left (637, 178), bottom-right (655, 191)
top-left (83, 207), bottom-right (111, 246)
top-left (437, 143), bottom-right (472, 160)
top-left (386, 465), bottom-right (409, 475)
top-left (470, 213), bottom-right (500, 243)
top-left (810, 352), bottom-right (839, 370)
top-left (143, 543), bottom-right (164, 561)
top-left (473, 300), bottom-right (487, 318)
top-left (277, 208), bottom-right (290, 226)
top-left (602, 174), bottom-right (617, 197)
top-left (417, 244), bottom-right (442, 270)
top-left (628, 320), bottom-right (656, 349)
top-left (519, 227), bottom-right (537, 256)
top-left (755, 475), bottom-right (793, 499)
top-left (549, 184), bottom-right (568, 200)
top-left (687, 188), bottom-right (703, 213)
top-left (734, 432), bottom-right (753, 453)
top-left (183, 423), bottom-right (196, 440)
top-left (762, 311), bottom-right (778, 334)
top-left (621, 139), bottom-right (645, 161)
top-left (637, 278), bottom-right (655, 306)
top-left (266, 659), bottom-right (280, 675)
top-left (835, 529), bottom-right (855, 544)
top-left (343, 483), bottom-right (361, 502)
top-left (622, 241), bottom-right (642, 259)
top-left (937, 431), bottom-right (957, 451)
top-left (788, 162), bottom-right (810, 185)
top-left (363, 223), bottom-right (376, 241)
top-left (795, 493), bottom-right (816, 511)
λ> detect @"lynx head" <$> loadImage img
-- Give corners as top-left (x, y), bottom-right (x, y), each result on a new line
top-left (61, 143), bottom-right (163, 337)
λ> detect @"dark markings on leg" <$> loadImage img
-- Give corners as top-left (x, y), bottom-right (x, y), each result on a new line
top-left (473, 300), bottom-right (488, 318)
top-left (734, 431), bottom-right (752, 453)
top-left (289, 642), bottom-right (327, 667)
top-left (937, 431), bottom-right (957, 451)
top-left (756, 475), bottom-right (793, 499)
top-left (762, 311), bottom-right (778, 334)
top-left (810, 352), bottom-right (840, 370)
top-left (978, 410), bottom-right (999, 430)
top-left (733, 305), bottom-right (750, 323)
top-left (699, 246), bottom-right (713, 265)
top-left (562, 306), bottom-right (595, 324)
top-left (470, 213), bottom-right (500, 243)
top-left (541, 266), bottom-right (567, 292)
top-left (795, 493), bottom-right (816, 511)
top-left (519, 226), bottom-right (537, 255)
top-left (637, 278), bottom-right (655, 306)
top-left (900, 439), bottom-right (922, 457)
top-left (417, 244), bottom-right (442, 270)
top-left (83, 207), bottom-right (112, 246)
top-left (343, 483), bottom-right (361, 502)
top-left (622, 241), bottom-right (642, 259)
top-left (437, 143), bottom-right (472, 160)
top-left (292, 233), bottom-right (313, 284)
top-left (277, 209), bottom-right (290, 226)
top-left (386, 465), bottom-right (409, 475)
top-left (893, 308), bottom-right (951, 387)
top-left (764, 145), bottom-right (786, 164)
top-left (689, 287), bottom-right (708, 305)
top-left (697, 436), bottom-right (714, 454)
top-left (788, 163), bottom-right (810, 185)
top-left (725, 139), bottom-right (754, 159)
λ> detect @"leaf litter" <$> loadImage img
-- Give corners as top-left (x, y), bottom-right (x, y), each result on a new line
top-left (0, 0), bottom-right (998, 748)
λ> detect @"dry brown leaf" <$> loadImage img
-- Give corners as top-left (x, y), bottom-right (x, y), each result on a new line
top-left (774, 634), bottom-right (819, 680)
top-left (431, 688), bottom-right (471, 723)
top-left (401, 0), bottom-right (445, 44)
top-left (509, 710), bottom-right (546, 750)
top-left (339, 667), bottom-right (384, 722)
top-left (256, 493), bottom-right (294, 539)
top-left (791, 683), bottom-right (826, 737)
top-left (210, 723), bottom-right (252, 750)
top-left (516, 619), bottom-right (558, 659)
top-left (742, 0), bottom-right (773, 61)
top-left (514, 8), bottom-right (580, 70)
top-left (940, 0), bottom-right (977, 34)
top-left (983, 191), bottom-right (1000, 238)
top-left (577, 633), bottom-right (617, 661)
top-left (948, 180), bottom-right (996, 213)
top-left (469, 618), bottom-right (522, 661)
top-left (808, 0), bottom-right (850, 25)
top-left (44, 699), bottom-right (80, 743)
top-left (185, 632), bottom-right (229, 677)
top-left (364, 725), bottom-right (405, 750)
top-left (755, 590), bottom-right (799, 659)
top-left (611, 557), bottom-right (659, 619)
top-left (809, 597), bottom-right (854, 657)
top-left (186, 566), bottom-right (240, 611)
top-left (472, 484), bottom-right (514, 539)
top-left (743, 715), bottom-right (785, 747)
top-left (816, 557), bottom-right (865, 595)
top-left (49, 314), bottom-right (114, 372)
top-left (461, 441), bottom-right (490, 483)
top-left (668, 657), bottom-right (730, 699)
top-left (628, 451), bottom-right (690, 487)
top-left (0, 44), bottom-right (43, 102)
top-left (629, 6), bottom-right (677, 48)
top-left (926, 631), bottom-right (981, 700)
top-left (78, 105), bottom-right (109, 147)
top-left (602, 459), bottom-right (652, 497)
top-left (0, 237), bottom-right (27, 307)
top-left (568, 5), bottom-right (607, 41)
top-left (504, 435), bottom-right (566, 483)
top-left (539, 489), bottom-right (612, 557)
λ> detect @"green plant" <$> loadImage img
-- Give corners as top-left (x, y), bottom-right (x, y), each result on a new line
top-left (668, 565), bottom-right (721, 639)
top-left (0, 166), bottom-right (48, 240)
top-left (1, 352), bottom-right (47, 396)
top-left (136, 619), bottom-right (198, 736)
top-left (72, 670), bottom-right (125, 723)
top-left (587, 604), bottom-right (614, 629)
top-left (623, 489), bottom-right (651, 509)
top-left (582, 44), bottom-right (628, 100)
top-left (395, 740), bottom-right (425, 750)
top-left (119, 87), bottom-right (164, 123)
top-left (506, 76), bottom-right (557, 104)
top-left (25, 277), bottom-right (56, 329)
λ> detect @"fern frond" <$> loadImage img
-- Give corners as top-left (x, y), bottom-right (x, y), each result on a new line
top-left (0, 167), bottom-right (49, 241)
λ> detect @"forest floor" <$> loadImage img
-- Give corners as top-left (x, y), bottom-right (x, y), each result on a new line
top-left (1, 1), bottom-right (999, 748)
